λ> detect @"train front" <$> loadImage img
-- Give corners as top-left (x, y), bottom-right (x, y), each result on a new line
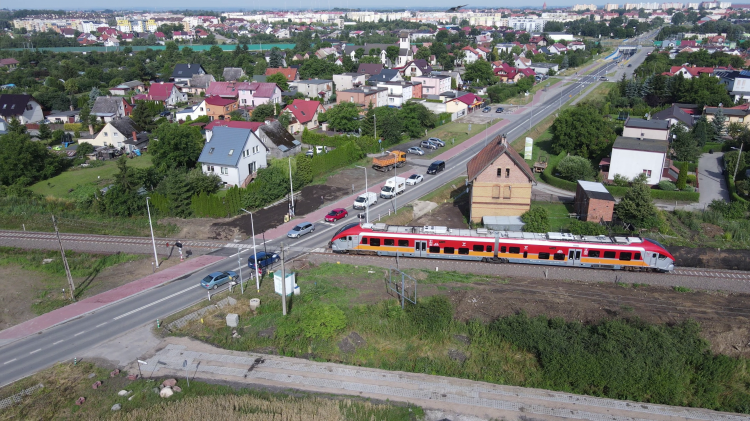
top-left (644, 238), bottom-right (675, 272)
top-left (329, 222), bottom-right (363, 253)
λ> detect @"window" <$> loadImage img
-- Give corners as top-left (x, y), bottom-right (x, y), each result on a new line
top-left (486, 245), bottom-right (493, 252)
top-left (104, 132), bottom-right (108, 137)
top-left (249, 162), bottom-right (256, 173)
top-left (473, 245), bottom-right (484, 252)
top-left (505, 168), bottom-right (510, 178)
top-left (113, 132), bottom-right (118, 136)
top-left (252, 145), bottom-right (260, 154)
top-left (228, 149), bottom-right (234, 156)
top-left (209, 147), bottom-right (215, 154)
top-left (492, 185), bottom-right (500, 199)
top-left (554, 253), bottom-right (565, 261)
top-left (634, 252), bottom-right (641, 260)
top-left (603, 251), bottom-right (616, 259)
top-left (429, 245), bottom-right (440, 253)
top-left (398, 239), bottom-right (409, 247)
top-left (370, 238), bottom-right (381, 247)
top-left (658, 253), bottom-right (668, 260)
top-left (500, 246), bottom-right (507, 253)
top-left (443, 247), bottom-right (455, 254)
top-left (220, 167), bottom-right (229, 175)
top-left (509, 247), bottom-right (520, 254)
top-left (503, 186), bottom-right (511, 199)
top-left (458, 248), bottom-right (470, 255)
top-left (496, 168), bottom-right (503, 177)
top-left (643, 169), bottom-right (652, 177)
top-left (538, 252), bottom-right (550, 259)
top-left (361, 237), bottom-right (368, 244)
top-left (523, 251), bottom-right (528, 258)
top-left (589, 250), bottom-right (600, 258)
top-left (619, 252), bottom-right (632, 261)
top-left (384, 239), bottom-right (395, 246)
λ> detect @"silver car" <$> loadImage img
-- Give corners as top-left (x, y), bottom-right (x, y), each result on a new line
top-left (287, 222), bottom-right (314, 238)
top-left (420, 140), bottom-right (438, 150)
top-left (428, 138), bottom-right (445, 147)
top-left (407, 147), bottom-right (425, 155)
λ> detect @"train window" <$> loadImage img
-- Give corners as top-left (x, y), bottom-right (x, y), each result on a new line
top-left (554, 253), bottom-right (565, 260)
top-left (384, 239), bottom-right (394, 246)
top-left (523, 251), bottom-right (528, 258)
top-left (361, 237), bottom-right (368, 244)
top-left (603, 251), bottom-right (616, 259)
top-left (473, 244), bottom-right (483, 252)
top-left (458, 248), bottom-right (470, 255)
top-left (509, 247), bottom-right (520, 254)
top-left (658, 254), bottom-right (667, 260)
top-left (619, 252), bottom-right (632, 261)
top-left (486, 245), bottom-right (493, 252)
top-left (634, 253), bottom-right (641, 260)
top-left (538, 252), bottom-right (550, 259)
top-left (398, 239), bottom-right (409, 247)
top-left (500, 246), bottom-right (507, 253)
top-left (370, 238), bottom-right (381, 247)
top-left (429, 246), bottom-right (440, 253)
top-left (589, 250), bottom-right (600, 258)
top-left (444, 247), bottom-right (455, 254)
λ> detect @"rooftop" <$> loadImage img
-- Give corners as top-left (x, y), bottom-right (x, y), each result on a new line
top-left (613, 136), bottom-right (668, 154)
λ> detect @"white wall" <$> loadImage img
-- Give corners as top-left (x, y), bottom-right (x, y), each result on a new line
top-left (176, 100), bottom-right (206, 121)
top-left (622, 126), bottom-right (669, 141)
top-left (91, 122), bottom-right (126, 148)
top-left (608, 148), bottom-right (665, 185)
top-left (20, 101), bottom-right (44, 124)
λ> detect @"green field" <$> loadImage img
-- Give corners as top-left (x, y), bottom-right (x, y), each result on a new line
top-left (415, 121), bottom-right (486, 158)
top-left (530, 201), bottom-right (576, 232)
top-left (29, 155), bottom-right (153, 199)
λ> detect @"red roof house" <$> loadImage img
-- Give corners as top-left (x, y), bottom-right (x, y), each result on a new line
top-left (282, 99), bottom-right (325, 133)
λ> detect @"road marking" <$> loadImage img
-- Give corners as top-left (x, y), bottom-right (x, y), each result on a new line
top-left (96, 322), bottom-right (107, 328)
top-left (113, 284), bottom-right (200, 320)
top-left (53, 340), bottom-right (64, 345)
top-left (74, 331), bottom-right (85, 337)
top-left (29, 348), bottom-right (41, 355)
top-left (4, 359), bottom-right (17, 365)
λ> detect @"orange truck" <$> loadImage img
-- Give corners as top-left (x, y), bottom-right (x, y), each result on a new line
top-left (372, 151), bottom-right (406, 172)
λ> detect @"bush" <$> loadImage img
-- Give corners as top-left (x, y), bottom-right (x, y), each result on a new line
top-left (406, 295), bottom-right (453, 337)
top-left (612, 174), bottom-right (630, 187)
top-left (63, 123), bottom-right (83, 132)
top-left (658, 180), bottom-right (677, 191)
top-left (687, 174), bottom-right (697, 185)
top-left (569, 219), bottom-right (607, 235)
top-left (521, 207), bottom-right (550, 232)
top-left (555, 155), bottom-right (596, 182)
top-left (309, 142), bottom-right (365, 179)
top-left (302, 129), bottom-right (380, 154)
top-left (277, 303), bottom-right (347, 341)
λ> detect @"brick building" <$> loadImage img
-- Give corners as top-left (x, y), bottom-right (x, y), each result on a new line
top-left (574, 181), bottom-right (615, 222)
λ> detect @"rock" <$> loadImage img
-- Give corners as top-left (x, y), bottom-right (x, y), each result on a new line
top-left (448, 349), bottom-right (468, 364)
top-left (128, 396), bottom-right (134, 401)
top-left (92, 381), bottom-right (101, 389)
top-left (88, 373), bottom-right (96, 379)
top-left (337, 337), bottom-right (355, 354)
top-left (117, 390), bottom-right (130, 396)
top-left (172, 386), bottom-right (182, 392)
top-left (257, 327), bottom-right (276, 338)
top-left (126, 374), bottom-right (138, 381)
top-left (453, 334), bottom-right (471, 345)
top-left (110, 369), bottom-right (120, 377)
top-left (152, 387), bottom-right (160, 394)
top-left (75, 397), bottom-right (85, 406)
top-left (111, 404), bottom-right (121, 411)
top-left (347, 332), bottom-right (366, 348)
top-left (159, 387), bottom-right (174, 398)
top-left (162, 378), bottom-right (177, 387)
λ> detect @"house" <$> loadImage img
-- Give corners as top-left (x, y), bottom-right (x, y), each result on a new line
top-left (568, 41), bottom-right (585, 51)
top-left (0, 117), bottom-right (7, 135)
top-left (607, 136), bottom-right (669, 185)
top-left (175, 100), bottom-right (207, 122)
top-left (715, 69), bottom-right (750, 101)
top-left (198, 126), bottom-right (268, 187)
top-left (108, 80), bottom-right (145, 96)
top-left (332, 73), bottom-right (366, 91)
top-left (172, 63), bottom-right (207, 83)
top-left (256, 120), bottom-right (302, 159)
top-left (0, 94), bottom-right (43, 124)
top-left (184, 74), bottom-right (216, 95)
top-left (357, 63), bottom-right (384, 77)
top-left (376, 80), bottom-right (418, 107)
top-left (238, 82), bottom-right (283, 108)
top-left (91, 96), bottom-right (127, 122)
top-left (431, 70), bottom-right (463, 87)
top-left (395, 31), bottom-right (415, 67)
top-left (455, 92), bottom-right (485, 112)
top-left (466, 135), bottom-right (535, 223)
top-left (461, 46), bottom-right (484, 64)
top-left (494, 63), bottom-right (521, 83)
top-left (574, 181), bottom-right (615, 222)
top-left (132, 82), bottom-right (187, 107)
top-left (412, 74), bottom-right (451, 96)
top-left (704, 106), bottom-right (750, 129)
top-left (91, 117), bottom-right (148, 153)
top-left (265, 67), bottom-right (299, 82)
top-left (622, 117), bottom-right (670, 141)
top-left (47, 109), bottom-right (80, 124)
top-left (652, 104), bottom-right (694, 128)
top-left (205, 81), bottom-right (251, 99)
top-left (0, 58), bottom-right (19, 70)
top-left (548, 43), bottom-right (568, 54)
top-left (400, 59), bottom-right (433, 78)
top-left (514, 57), bottom-right (532, 69)
top-left (289, 79), bottom-right (333, 101)
top-left (222, 67), bottom-right (246, 82)
top-left (663, 65), bottom-right (723, 79)
top-left (282, 99), bottom-right (325, 134)
top-left (530, 62), bottom-right (559, 75)
top-left (336, 86), bottom-right (388, 108)
top-left (366, 69), bottom-right (402, 85)
top-left (204, 120), bottom-right (264, 141)
top-left (205, 97), bottom-right (239, 121)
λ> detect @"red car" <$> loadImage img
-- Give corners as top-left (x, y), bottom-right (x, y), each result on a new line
top-left (325, 208), bottom-right (348, 222)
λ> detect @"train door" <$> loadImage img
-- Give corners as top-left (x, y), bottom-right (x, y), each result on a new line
top-left (646, 252), bottom-right (658, 268)
top-left (567, 249), bottom-right (582, 266)
top-left (414, 241), bottom-right (427, 257)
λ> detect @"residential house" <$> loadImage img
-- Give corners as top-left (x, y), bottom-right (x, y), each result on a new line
top-left (431, 70), bottom-right (463, 87)
top-left (172, 63), bottom-right (207, 83)
top-left (47, 109), bottom-right (79, 124)
top-left (336, 86), bottom-right (388, 108)
top-left (568, 41), bottom-right (586, 51)
top-left (282, 99), bottom-right (325, 134)
top-left (574, 181), bottom-right (615, 222)
top-left (0, 117), bottom-right (7, 135)
top-left (622, 117), bottom-right (670, 141)
top-left (238, 82), bottom-right (283, 108)
top-left (204, 120), bottom-right (264, 141)
top-left (455, 92), bottom-right (485, 112)
top-left (0, 58), bottom-right (19, 70)
top-left (132, 82), bottom-right (187, 107)
top-left (514, 57), bottom-right (532, 68)
top-left (461, 46), bottom-right (485, 64)
top-left (332, 73), bottom-right (366, 91)
top-left (466, 135), bottom-right (535, 223)
top-left (183, 74), bottom-right (216, 95)
top-left (90, 117), bottom-right (148, 153)
top-left (357, 63), bottom-right (384, 77)
top-left (205, 96), bottom-right (239, 121)
top-left (548, 43), bottom-right (568, 54)
top-left (205, 81), bottom-right (251, 99)
top-left (704, 106), bottom-right (750, 129)
top-left (222, 67), bottom-right (246, 81)
top-left (109, 81), bottom-right (145, 96)
top-left (198, 126), bottom-right (268, 187)
top-left (366, 69), bottom-right (402, 85)
top-left (289, 79), bottom-right (333, 102)
top-left (400, 59), bottom-right (433, 78)
top-left (175, 100), bottom-right (207, 122)
top-left (257, 120), bottom-right (302, 159)
top-left (91, 96), bottom-right (127, 122)
top-left (662, 65), bottom-right (725, 79)
top-left (652, 104), bottom-right (694, 128)
top-left (715, 69), bottom-right (750, 101)
top-left (376, 80), bottom-right (418, 107)
top-left (494, 63), bottom-right (521, 83)
top-left (0, 94), bottom-right (42, 124)
top-left (607, 136), bottom-right (669, 185)
top-left (265, 67), bottom-right (299, 82)
top-left (412, 74), bottom-right (451, 96)
top-left (264, 51), bottom-right (288, 67)
top-left (530, 62), bottom-right (559, 75)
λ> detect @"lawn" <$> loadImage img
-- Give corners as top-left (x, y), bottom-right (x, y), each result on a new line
top-left (530, 201), bottom-right (576, 232)
top-left (506, 78), bottom-right (561, 105)
top-left (29, 154), bottom-right (153, 199)
top-left (419, 176), bottom-right (467, 203)
top-left (585, 81), bottom-right (616, 105)
top-left (414, 121), bottom-right (486, 158)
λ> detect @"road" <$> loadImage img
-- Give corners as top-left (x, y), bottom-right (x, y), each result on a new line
top-left (0, 55), bottom-right (627, 388)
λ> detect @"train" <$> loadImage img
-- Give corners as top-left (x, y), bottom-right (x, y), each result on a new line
top-left (329, 222), bottom-right (675, 272)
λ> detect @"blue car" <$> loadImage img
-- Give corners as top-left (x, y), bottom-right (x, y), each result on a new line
top-left (248, 251), bottom-right (280, 270)
top-left (200, 271), bottom-right (238, 290)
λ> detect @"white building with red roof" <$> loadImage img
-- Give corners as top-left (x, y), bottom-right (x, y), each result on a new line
top-left (238, 82), bottom-right (283, 108)
top-left (282, 99), bottom-right (325, 134)
top-left (132, 82), bottom-right (186, 106)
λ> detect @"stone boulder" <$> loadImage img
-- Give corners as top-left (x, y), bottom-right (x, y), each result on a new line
top-left (75, 397), bottom-right (85, 406)
top-left (172, 386), bottom-right (182, 392)
top-left (110, 369), bottom-right (120, 377)
top-left (111, 404), bottom-right (121, 411)
top-left (92, 381), bottom-right (102, 389)
top-left (159, 387), bottom-right (174, 398)
top-left (162, 378), bottom-right (177, 387)
top-left (117, 390), bottom-right (130, 396)
top-left (126, 374), bottom-right (138, 381)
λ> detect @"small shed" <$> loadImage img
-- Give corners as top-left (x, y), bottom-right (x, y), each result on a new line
top-left (574, 181), bottom-right (615, 222)
top-left (482, 216), bottom-right (525, 231)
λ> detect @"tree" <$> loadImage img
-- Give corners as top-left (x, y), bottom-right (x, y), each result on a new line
top-left (131, 101), bottom-right (159, 132)
top-left (268, 48), bottom-right (283, 68)
top-left (360, 102), bottom-right (375, 137)
top-left (550, 105), bottom-right (615, 158)
top-left (561, 54), bottom-right (569, 70)
top-left (254, 58), bottom-right (267, 76)
top-left (692, 115), bottom-right (713, 147)
top-left (521, 207), bottom-right (549, 233)
top-left (672, 11), bottom-right (686, 25)
top-left (278, 112), bottom-right (291, 129)
top-left (321, 102), bottom-right (359, 132)
top-left (415, 46), bottom-right (431, 60)
top-left (614, 177), bottom-right (658, 229)
top-left (250, 103), bottom-right (276, 122)
top-left (294, 152), bottom-right (312, 188)
top-left (727, 121), bottom-right (746, 142)
top-left (103, 157), bottom-right (145, 217)
top-left (712, 107), bottom-right (727, 140)
top-left (88, 87), bottom-right (101, 108)
top-left (355, 48), bottom-right (365, 59)
top-left (357, 55), bottom-right (381, 64)
top-left (149, 124), bottom-right (204, 171)
top-left (463, 59), bottom-right (495, 86)
top-left (75, 142), bottom-right (95, 158)
top-left (556, 155), bottom-right (596, 182)
top-left (0, 132), bottom-right (65, 186)
top-left (385, 46), bottom-right (400, 66)
top-left (37, 122), bottom-right (51, 140)
top-left (158, 169), bottom-right (193, 217)
top-left (672, 124), bottom-right (700, 162)
top-left (374, 106), bottom-right (402, 145)
top-left (676, 161), bottom-right (688, 190)
top-left (400, 102), bottom-right (436, 138)
top-left (265, 72), bottom-right (289, 91)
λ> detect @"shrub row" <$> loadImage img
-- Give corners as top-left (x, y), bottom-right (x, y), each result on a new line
top-left (309, 142), bottom-right (365, 179)
top-left (672, 160), bottom-right (698, 172)
top-left (727, 173), bottom-right (750, 204)
top-left (302, 129), bottom-right (380, 154)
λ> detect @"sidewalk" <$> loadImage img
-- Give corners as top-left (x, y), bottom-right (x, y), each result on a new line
top-left (0, 254), bottom-right (225, 345)
top-left (133, 336), bottom-right (744, 421)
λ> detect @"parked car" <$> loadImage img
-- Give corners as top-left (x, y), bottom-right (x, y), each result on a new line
top-left (627, 64), bottom-right (632, 67)
top-left (407, 146), bottom-right (425, 155)
top-left (482, 106), bottom-right (491, 113)
top-left (427, 160), bottom-right (446, 175)
top-left (325, 208), bottom-right (348, 222)
top-left (287, 222), bottom-right (314, 238)
top-left (247, 252), bottom-right (280, 270)
top-left (428, 138), bottom-right (445, 147)
top-left (420, 140), bottom-right (438, 150)
top-left (159, 111), bottom-right (171, 117)
top-left (496, 107), bottom-right (504, 113)
top-left (406, 173), bottom-right (424, 185)
top-left (200, 271), bottom-right (238, 290)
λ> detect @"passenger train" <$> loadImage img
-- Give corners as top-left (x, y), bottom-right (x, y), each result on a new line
top-left (329, 223), bottom-right (675, 272)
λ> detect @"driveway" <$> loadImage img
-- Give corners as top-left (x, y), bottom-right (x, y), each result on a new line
top-left (698, 152), bottom-right (730, 207)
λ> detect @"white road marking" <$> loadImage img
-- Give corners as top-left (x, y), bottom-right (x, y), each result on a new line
top-left (53, 340), bottom-right (64, 345)
top-left (113, 284), bottom-right (200, 320)
top-left (74, 331), bottom-right (85, 337)
top-left (29, 349), bottom-right (41, 355)
top-left (4, 359), bottom-right (17, 365)
top-left (96, 322), bottom-right (107, 328)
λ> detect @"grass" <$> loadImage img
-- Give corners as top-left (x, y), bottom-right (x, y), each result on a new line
top-left (419, 176), bottom-right (467, 203)
top-left (29, 154), bottom-right (153, 199)
top-left (374, 205), bottom-right (414, 225)
top-left (506, 78), bottom-right (561, 105)
top-left (0, 361), bottom-right (422, 420)
top-left (530, 201), bottom-right (575, 232)
top-left (673, 286), bottom-right (693, 293)
top-left (585, 81), bottom-right (616, 105)
top-left (414, 121), bottom-right (486, 159)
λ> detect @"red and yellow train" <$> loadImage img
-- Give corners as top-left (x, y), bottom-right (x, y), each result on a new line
top-left (330, 223), bottom-right (675, 272)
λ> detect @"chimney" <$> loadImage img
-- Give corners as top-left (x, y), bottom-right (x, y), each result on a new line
top-left (132, 131), bottom-right (137, 142)
top-left (89, 124), bottom-right (94, 135)
top-left (188, 64), bottom-right (191, 68)
top-left (70, 105), bottom-right (74, 111)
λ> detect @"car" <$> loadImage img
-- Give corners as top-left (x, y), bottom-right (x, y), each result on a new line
top-left (627, 64), bottom-right (632, 67)
top-left (420, 140), bottom-right (438, 150)
top-left (406, 173), bottom-right (424, 185)
top-left (407, 146), bottom-right (425, 155)
top-left (599, 76), bottom-right (608, 81)
top-left (200, 271), bottom-right (238, 290)
top-left (428, 138), bottom-right (445, 147)
top-left (325, 208), bottom-right (348, 222)
top-left (427, 160), bottom-right (445, 175)
top-left (482, 106), bottom-right (491, 113)
top-left (247, 251), bottom-right (280, 270)
top-left (159, 111), bottom-right (171, 117)
top-left (496, 107), bottom-right (504, 113)
top-left (287, 222), bottom-right (314, 238)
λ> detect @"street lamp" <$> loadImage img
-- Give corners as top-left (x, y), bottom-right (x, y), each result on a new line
top-left (240, 208), bottom-right (260, 292)
top-left (732, 143), bottom-right (744, 182)
top-left (145, 197), bottom-right (159, 268)
top-left (355, 165), bottom-right (369, 223)
top-left (389, 150), bottom-right (399, 213)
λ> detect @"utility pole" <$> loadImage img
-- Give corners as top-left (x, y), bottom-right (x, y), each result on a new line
top-left (374, 114), bottom-right (377, 140)
top-left (288, 156), bottom-right (295, 217)
top-left (280, 243), bottom-right (287, 315)
top-left (52, 215), bottom-right (75, 301)
top-left (146, 197), bottom-right (159, 268)
top-left (734, 142), bottom-right (744, 182)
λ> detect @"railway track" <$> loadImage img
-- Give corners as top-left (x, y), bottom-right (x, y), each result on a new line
top-left (0, 230), bottom-right (232, 250)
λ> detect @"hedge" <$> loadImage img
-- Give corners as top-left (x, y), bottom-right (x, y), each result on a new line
top-left (302, 129), bottom-right (380, 154)
top-left (540, 152), bottom-right (577, 191)
top-left (309, 142), bottom-right (365, 178)
top-left (64, 123), bottom-right (84, 132)
top-left (727, 173), bottom-right (750, 204)
top-left (672, 160), bottom-right (697, 172)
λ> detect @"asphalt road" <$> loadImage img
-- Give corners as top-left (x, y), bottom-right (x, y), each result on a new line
top-left (0, 57), bottom-right (622, 388)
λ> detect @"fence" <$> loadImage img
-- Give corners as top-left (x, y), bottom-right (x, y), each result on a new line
top-left (0, 384), bottom-right (44, 410)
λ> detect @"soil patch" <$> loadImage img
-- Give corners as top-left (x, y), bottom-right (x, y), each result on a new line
top-left (410, 201), bottom-right (470, 229)
top-left (670, 246), bottom-right (750, 271)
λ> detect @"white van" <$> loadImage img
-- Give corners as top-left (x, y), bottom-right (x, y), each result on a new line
top-left (380, 176), bottom-right (406, 199)
top-left (353, 192), bottom-right (378, 209)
